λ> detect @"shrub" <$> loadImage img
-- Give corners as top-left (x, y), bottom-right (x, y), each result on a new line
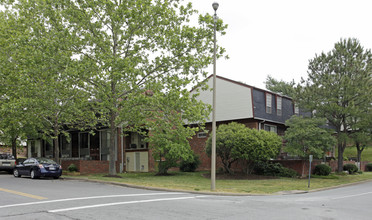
top-left (179, 154), bottom-right (200, 172)
top-left (68, 163), bottom-right (78, 172)
top-left (253, 161), bottom-right (298, 178)
top-left (343, 164), bottom-right (358, 174)
top-left (365, 163), bottom-right (372, 172)
top-left (313, 164), bottom-right (331, 176)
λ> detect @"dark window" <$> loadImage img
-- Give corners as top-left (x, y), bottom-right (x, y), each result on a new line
top-left (80, 133), bottom-right (89, 149)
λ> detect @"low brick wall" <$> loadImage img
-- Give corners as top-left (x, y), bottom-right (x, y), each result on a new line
top-left (61, 160), bottom-right (109, 175)
top-left (274, 160), bottom-right (372, 175)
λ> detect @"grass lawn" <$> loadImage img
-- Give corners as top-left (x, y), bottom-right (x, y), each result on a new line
top-left (342, 146), bottom-right (372, 161)
top-left (63, 171), bottom-right (372, 195)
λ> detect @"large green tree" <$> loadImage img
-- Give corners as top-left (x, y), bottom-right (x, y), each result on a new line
top-left (206, 122), bottom-right (282, 174)
top-left (298, 38), bottom-right (372, 172)
top-left (0, 7), bottom-right (96, 162)
top-left (2, 0), bottom-right (227, 175)
top-left (0, 11), bottom-right (39, 158)
top-left (284, 116), bottom-right (336, 176)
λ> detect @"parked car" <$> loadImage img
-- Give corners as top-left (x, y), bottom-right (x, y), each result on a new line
top-left (0, 154), bottom-right (16, 174)
top-left (13, 157), bottom-right (62, 179)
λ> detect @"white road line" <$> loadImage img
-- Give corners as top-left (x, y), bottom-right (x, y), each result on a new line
top-left (331, 191), bottom-right (372, 200)
top-left (48, 195), bottom-right (209, 213)
top-left (0, 192), bottom-right (186, 209)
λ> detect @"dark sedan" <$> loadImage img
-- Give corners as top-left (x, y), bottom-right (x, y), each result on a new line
top-left (13, 157), bottom-right (62, 179)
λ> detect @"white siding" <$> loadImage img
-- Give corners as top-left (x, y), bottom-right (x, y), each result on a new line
top-left (192, 77), bottom-right (253, 122)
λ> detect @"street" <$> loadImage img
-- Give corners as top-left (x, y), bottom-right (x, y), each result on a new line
top-left (1, 172), bottom-right (372, 220)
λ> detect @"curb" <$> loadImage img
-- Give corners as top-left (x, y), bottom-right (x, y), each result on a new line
top-left (61, 176), bottom-right (372, 196)
top-left (61, 176), bottom-right (261, 196)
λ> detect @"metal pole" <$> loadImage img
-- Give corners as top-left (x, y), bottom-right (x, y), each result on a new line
top-left (308, 155), bottom-right (313, 188)
top-left (211, 2), bottom-right (219, 191)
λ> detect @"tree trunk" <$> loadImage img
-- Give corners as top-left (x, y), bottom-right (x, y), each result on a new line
top-left (11, 137), bottom-right (17, 160)
top-left (109, 110), bottom-right (117, 175)
top-left (337, 141), bottom-right (345, 172)
top-left (356, 142), bottom-right (364, 163)
top-left (302, 160), bottom-right (306, 177)
top-left (53, 127), bottom-right (60, 164)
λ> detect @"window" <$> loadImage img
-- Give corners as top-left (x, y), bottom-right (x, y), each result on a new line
top-left (294, 104), bottom-right (299, 115)
top-left (61, 135), bottom-right (71, 151)
top-left (101, 130), bottom-right (111, 161)
top-left (80, 133), bottom-right (89, 149)
top-left (197, 132), bottom-right (208, 138)
top-left (266, 93), bottom-right (272, 114)
top-left (30, 140), bottom-right (38, 157)
top-left (276, 96), bottom-right (282, 116)
top-left (264, 124), bottom-right (277, 133)
top-left (130, 132), bottom-right (147, 149)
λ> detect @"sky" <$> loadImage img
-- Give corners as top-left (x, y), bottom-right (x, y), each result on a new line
top-left (190, 0), bottom-right (372, 90)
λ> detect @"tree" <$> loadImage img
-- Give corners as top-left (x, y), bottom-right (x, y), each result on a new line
top-left (206, 122), bottom-right (246, 174)
top-left (265, 75), bottom-right (296, 97)
top-left (284, 116), bottom-right (336, 176)
top-left (234, 128), bottom-right (282, 174)
top-left (349, 112), bottom-right (372, 163)
top-left (2, 0), bottom-right (227, 175)
top-left (298, 38), bottom-right (372, 172)
top-left (143, 86), bottom-right (209, 175)
top-left (0, 11), bottom-right (39, 159)
top-left (0, 8), bottom-right (96, 163)
top-left (206, 122), bottom-right (282, 174)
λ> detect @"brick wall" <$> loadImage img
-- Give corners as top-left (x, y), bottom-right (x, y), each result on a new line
top-left (274, 160), bottom-right (372, 175)
top-left (0, 146), bottom-right (27, 158)
top-left (61, 160), bottom-right (109, 175)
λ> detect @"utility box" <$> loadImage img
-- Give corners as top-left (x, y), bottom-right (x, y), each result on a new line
top-left (126, 152), bottom-right (148, 172)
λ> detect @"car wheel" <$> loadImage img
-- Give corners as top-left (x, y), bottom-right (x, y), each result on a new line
top-left (53, 176), bottom-right (60, 179)
top-left (30, 170), bottom-right (38, 179)
top-left (13, 169), bottom-right (21, 178)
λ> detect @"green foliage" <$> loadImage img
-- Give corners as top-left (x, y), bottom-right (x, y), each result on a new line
top-left (206, 122), bottom-right (282, 174)
top-left (1, 0), bottom-right (227, 174)
top-left (67, 164), bottom-right (78, 172)
top-left (206, 122), bottom-right (246, 174)
top-left (265, 75), bottom-right (296, 97)
top-left (365, 163), bottom-right (372, 172)
top-left (253, 161), bottom-right (298, 178)
top-left (146, 109), bottom-right (202, 175)
top-left (313, 164), bottom-right (332, 176)
top-left (343, 164), bottom-right (358, 174)
top-left (298, 38), bottom-right (372, 172)
top-left (284, 116), bottom-right (336, 159)
top-left (179, 153), bottom-right (201, 172)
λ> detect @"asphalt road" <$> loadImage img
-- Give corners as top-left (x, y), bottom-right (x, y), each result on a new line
top-left (1, 172), bottom-right (372, 220)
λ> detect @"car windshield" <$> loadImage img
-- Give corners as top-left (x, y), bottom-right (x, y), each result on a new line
top-left (37, 158), bottom-right (57, 164)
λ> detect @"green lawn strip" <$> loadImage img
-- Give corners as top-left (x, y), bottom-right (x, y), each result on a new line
top-left (64, 171), bottom-right (372, 194)
top-left (339, 146), bottom-right (372, 161)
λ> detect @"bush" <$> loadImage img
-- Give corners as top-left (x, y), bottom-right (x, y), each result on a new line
top-left (343, 164), bottom-right (358, 174)
top-left (313, 164), bottom-right (331, 176)
top-left (68, 163), bottom-right (78, 172)
top-left (253, 162), bottom-right (298, 178)
top-left (179, 154), bottom-right (200, 172)
top-left (365, 163), bottom-right (372, 172)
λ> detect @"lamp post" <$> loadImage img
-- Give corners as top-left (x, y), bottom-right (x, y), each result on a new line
top-left (211, 1), bottom-right (219, 191)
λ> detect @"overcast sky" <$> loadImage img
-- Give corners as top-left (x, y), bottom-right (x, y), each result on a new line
top-left (190, 0), bottom-right (372, 89)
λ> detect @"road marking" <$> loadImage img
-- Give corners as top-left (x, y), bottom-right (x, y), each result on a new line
top-left (331, 191), bottom-right (372, 200)
top-left (0, 188), bottom-right (47, 200)
top-left (0, 192), bottom-right (186, 209)
top-left (48, 195), bottom-right (209, 213)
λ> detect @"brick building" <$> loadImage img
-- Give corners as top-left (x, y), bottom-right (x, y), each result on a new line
top-left (188, 75), bottom-right (306, 171)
